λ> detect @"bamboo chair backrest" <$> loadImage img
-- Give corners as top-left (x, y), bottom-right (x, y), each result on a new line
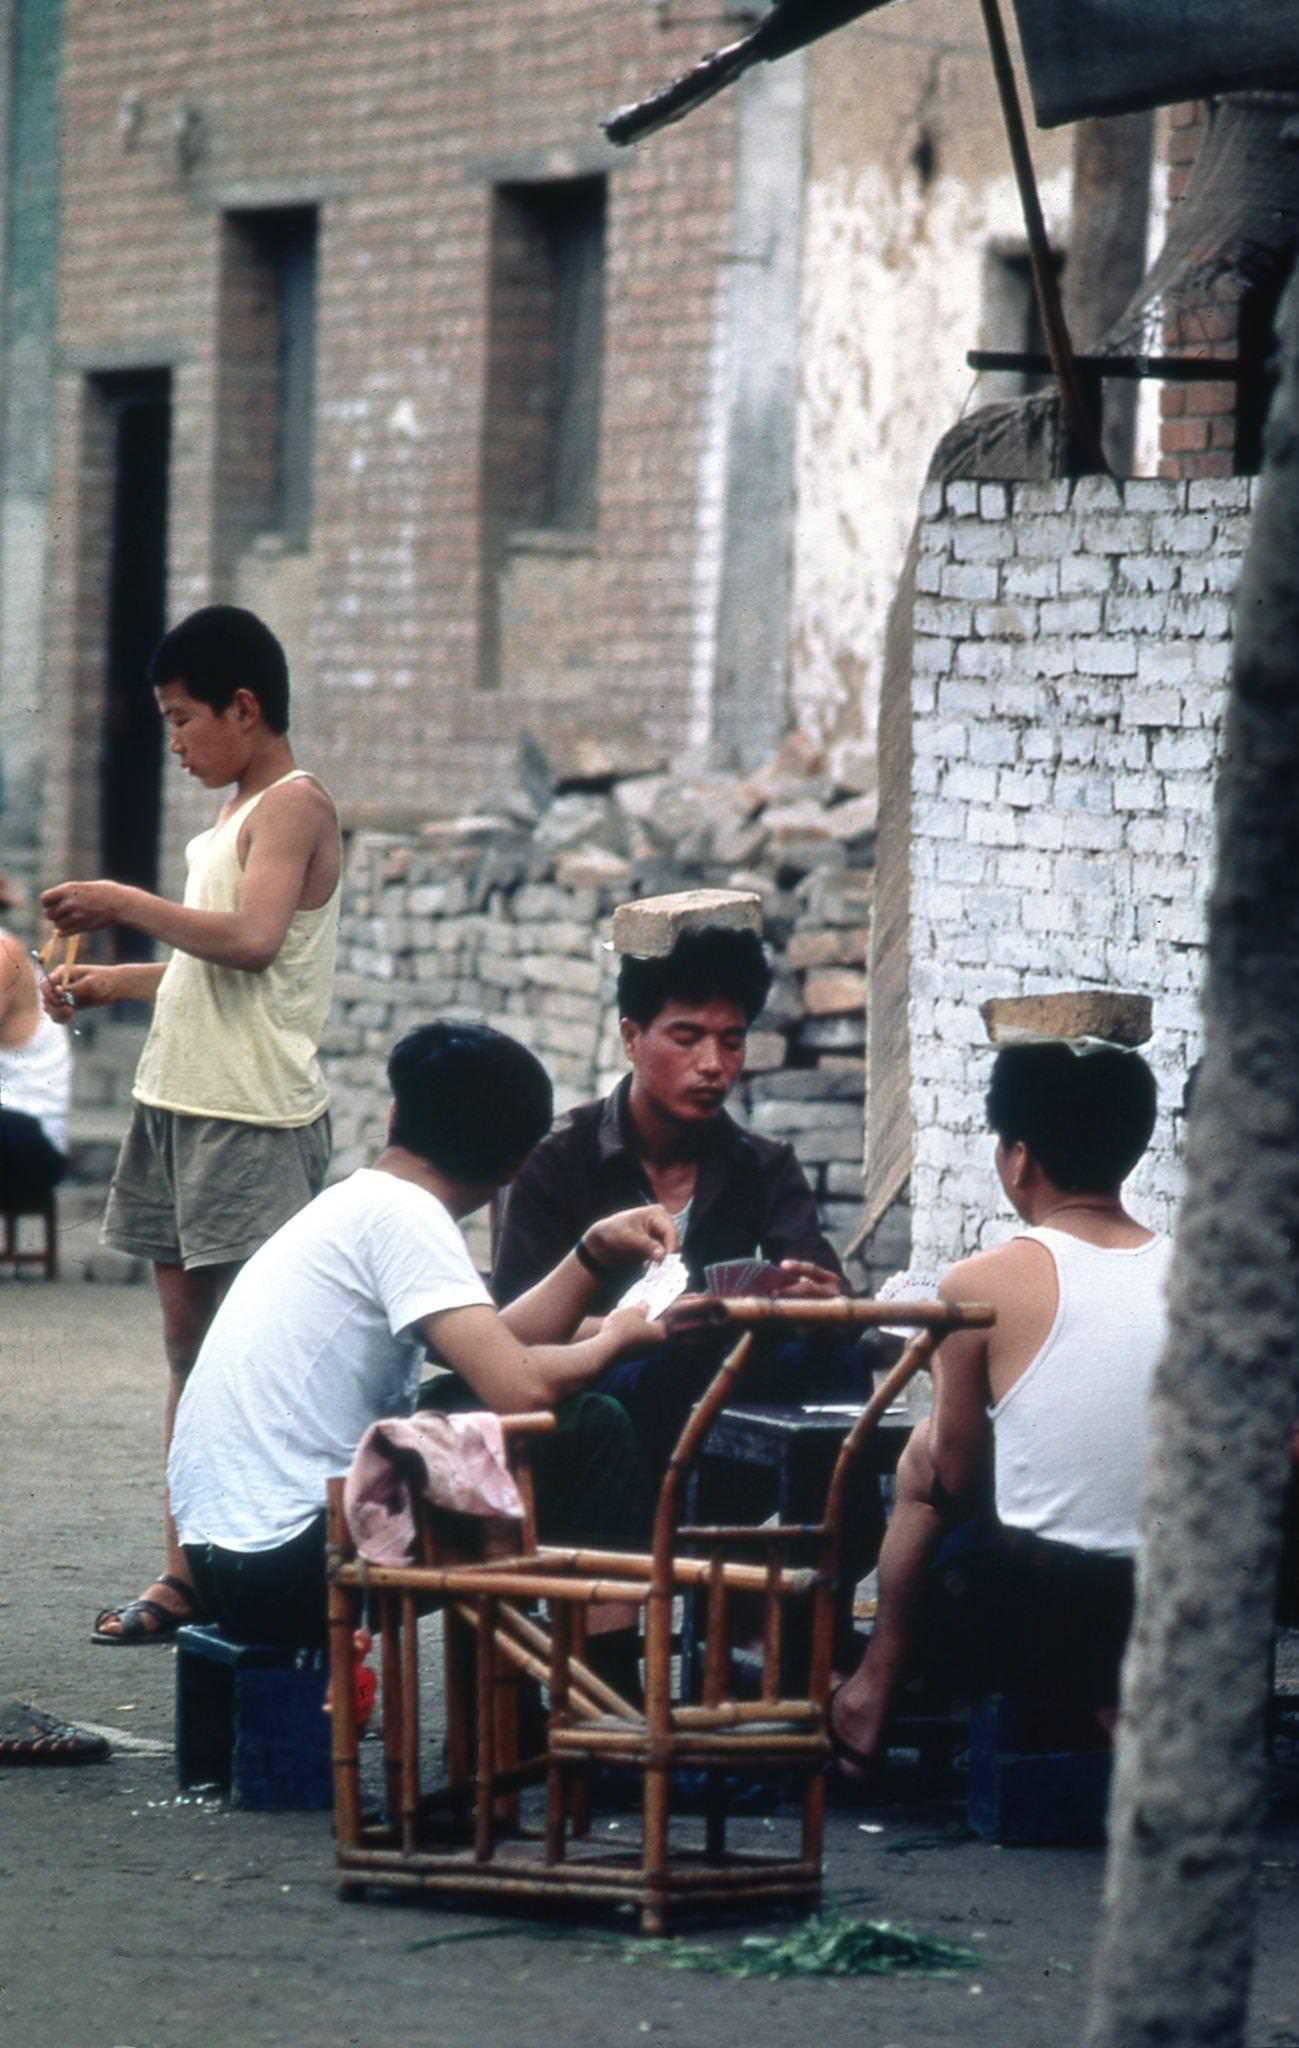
top-left (650, 1298), bottom-right (993, 1575)
top-left (642, 1298), bottom-right (996, 1729)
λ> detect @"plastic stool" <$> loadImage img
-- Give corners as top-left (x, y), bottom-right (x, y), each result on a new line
top-left (175, 1624), bottom-right (333, 1810)
top-left (966, 1693), bottom-right (1112, 1845)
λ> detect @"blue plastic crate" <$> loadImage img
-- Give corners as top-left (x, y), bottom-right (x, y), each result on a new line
top-left (175, 1624), bottom-right (333, 1811)
top-left (966, 1693), bottom-right (1112, 1846)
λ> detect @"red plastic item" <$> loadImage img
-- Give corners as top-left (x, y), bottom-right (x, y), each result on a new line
top-left (324, 1628), bottom-right (377, 1735)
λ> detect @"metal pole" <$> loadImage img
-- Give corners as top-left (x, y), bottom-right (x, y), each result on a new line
top-left (976, 0), bottom-right (1110, 475)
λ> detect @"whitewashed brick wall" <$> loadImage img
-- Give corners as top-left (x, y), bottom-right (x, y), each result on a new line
top-left (909, 474), bottom-right (1255, 1270)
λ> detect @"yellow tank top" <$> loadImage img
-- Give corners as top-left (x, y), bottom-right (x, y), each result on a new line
top-left (133, 770), bottom-right (340, 1127)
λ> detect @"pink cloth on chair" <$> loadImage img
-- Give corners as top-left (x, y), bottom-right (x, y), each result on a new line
top-left (343, 1411), bottom-right (524, 1564)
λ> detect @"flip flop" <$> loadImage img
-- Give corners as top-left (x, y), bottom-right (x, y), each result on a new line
top-left (92, 1573), bottom-right (195, 1645)
top-left (0, 1698), bottom-right (109, 1765)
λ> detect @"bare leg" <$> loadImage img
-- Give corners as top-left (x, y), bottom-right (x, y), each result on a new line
top-left (829, 1418), bottom-right (947, 1774)
top-left (93, 1259), bottom-right (240, 1639)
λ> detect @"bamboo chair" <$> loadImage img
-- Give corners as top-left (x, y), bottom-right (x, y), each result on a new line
top-left (327, 1298), bottom-right (993, 1933)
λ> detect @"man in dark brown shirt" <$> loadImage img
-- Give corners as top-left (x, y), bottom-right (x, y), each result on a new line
top-left (493, 927), bottom-right (847, 1478)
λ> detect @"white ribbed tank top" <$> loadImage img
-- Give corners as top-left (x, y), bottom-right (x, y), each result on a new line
top-left (989, 1225), bottom-right (1173, 1556)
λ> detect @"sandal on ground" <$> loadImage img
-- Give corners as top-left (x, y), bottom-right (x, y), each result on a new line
top-left (91, 1573), bottom-right (195, 1646)
top-left (0, 1698), bottom-right (110, 1765)
top-left (826, 1681), bottom-right (883, 1797)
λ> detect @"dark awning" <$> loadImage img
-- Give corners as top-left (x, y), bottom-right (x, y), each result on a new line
top-left (603, 0), bottom-right (894, 148)
top-left (1009, 0), bottom-right (1299, 129)
top-left (604, 0), bottom-right (1299, 148)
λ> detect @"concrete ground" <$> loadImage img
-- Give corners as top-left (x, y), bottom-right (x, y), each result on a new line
top-left (4, 1275), bottom-right (1299, 2048)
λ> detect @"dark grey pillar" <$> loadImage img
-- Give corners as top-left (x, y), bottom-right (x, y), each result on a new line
top-left (0, 0), bottom-right (63, 889)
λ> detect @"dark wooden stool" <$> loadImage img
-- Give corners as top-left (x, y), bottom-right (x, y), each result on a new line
top-left (1, 1191), bottom-right (58, 1279)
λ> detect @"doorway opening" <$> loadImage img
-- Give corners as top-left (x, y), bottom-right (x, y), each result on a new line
top-left (93, 370), bottom-right (171, 964)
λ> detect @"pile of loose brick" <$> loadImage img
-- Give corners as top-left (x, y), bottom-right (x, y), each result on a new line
top-left (320, 730), bottom-right (898, 1282)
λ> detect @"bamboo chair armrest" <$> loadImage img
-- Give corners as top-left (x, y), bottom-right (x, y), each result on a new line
top-left (500, 1411), bottom-right (557, 1437)
top-left (703, 1297), bottom-right (995, 1333)
top-left (676, 1523), bottom-right (823, 1546)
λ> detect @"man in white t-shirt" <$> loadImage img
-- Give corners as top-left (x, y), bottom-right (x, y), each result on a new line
top-left (168, 1019), bottom-right (676, 1652)
top-left (829, 1039), bottom-right (1169, 1782)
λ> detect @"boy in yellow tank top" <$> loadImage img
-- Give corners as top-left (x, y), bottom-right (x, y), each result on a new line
top-left (41, 605), bottom-right (341, 1644)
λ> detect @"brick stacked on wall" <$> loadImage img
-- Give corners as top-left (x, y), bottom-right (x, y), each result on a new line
top-left (318, 755), bottom-right (888, 1282)
top-left (908, 473), bottom-right (1253, 1272)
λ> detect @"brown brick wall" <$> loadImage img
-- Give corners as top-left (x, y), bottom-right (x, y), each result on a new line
top-left (50, 1), bottom-right (739, 892)
top-left (1158, 103), bottom-right (1240, 483)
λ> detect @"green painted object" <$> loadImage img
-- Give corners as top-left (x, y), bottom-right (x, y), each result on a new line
top-left (1010, 0), bottom-right (1299, 127)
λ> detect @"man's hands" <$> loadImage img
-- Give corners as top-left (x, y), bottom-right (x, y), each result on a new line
top-left (41, 964), bottom-right (113, 1023)
top-left (40, 960), bottom-right (165, 1024)
top-left (662, 1294), bottom-right (731, 1342)
top-left (40, 880), bottom-right (125, 934)
top-left (771, 1259), bottom-right (844, 1300)
top-left (583, 1204), bottom-right (678, 1273)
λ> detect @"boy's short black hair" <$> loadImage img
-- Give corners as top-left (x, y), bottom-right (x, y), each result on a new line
top-left (986, 1040), bottom-right (1157, 1194)
top-left (147, 605), bottom-right (290, 735)
top-left (616, 927), bottom-right (772, 1028)
top-left (387, 1021), bottom-right (554, 1184)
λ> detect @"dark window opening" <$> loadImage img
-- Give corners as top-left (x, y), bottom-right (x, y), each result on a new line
top-left (485, 175), bottom-right (607, 535)
top-left (978, 244), bottom-right (1067, 402)
top-left (217, 206), bottom-right (318, 556)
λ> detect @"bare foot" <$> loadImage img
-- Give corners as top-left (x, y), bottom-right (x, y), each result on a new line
top-left (827, 1672), bottom-right (886, 1781)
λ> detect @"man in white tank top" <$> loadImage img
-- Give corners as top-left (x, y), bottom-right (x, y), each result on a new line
top-left (39, 606), bottom-right (341, 1645)
top-left (830, 1038), bottom-right (1170, 1780)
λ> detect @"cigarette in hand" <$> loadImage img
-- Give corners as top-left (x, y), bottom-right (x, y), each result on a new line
top-left (36, 932), bottom-right (81, 1012)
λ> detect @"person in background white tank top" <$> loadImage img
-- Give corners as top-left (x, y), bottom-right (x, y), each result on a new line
top-left (0, 888), bottom-right (72, 1208)
top-left (830, 1037), bottom-right (1168, 1782)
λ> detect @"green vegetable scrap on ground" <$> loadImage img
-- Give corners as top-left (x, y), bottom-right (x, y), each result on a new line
top-left (405, 1907), bottom-right (985, 1983)
top-left (630, 1915), bottom-right (983, 1979)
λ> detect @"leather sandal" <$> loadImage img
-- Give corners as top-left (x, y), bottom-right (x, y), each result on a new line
top-left (91, 1573), bottom-right (195, 1645)
top-left (0, 1698), bottom-right (109, 1764)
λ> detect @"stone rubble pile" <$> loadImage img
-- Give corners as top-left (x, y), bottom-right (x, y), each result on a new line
top-left (320, 728), bottom-right (903, 1283)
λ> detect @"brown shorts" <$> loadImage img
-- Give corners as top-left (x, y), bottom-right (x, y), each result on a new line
top-left (102, 1102), bottom-right (332, 1270)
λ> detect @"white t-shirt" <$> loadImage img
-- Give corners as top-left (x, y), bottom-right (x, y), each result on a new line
top-left (169, 1168), bottom-right (492, 1552)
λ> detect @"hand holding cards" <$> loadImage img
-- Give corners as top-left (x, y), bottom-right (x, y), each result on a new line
top-left (703, 1259), bottom-right (784, 1298)
top-left (616, 1250), bottom-right (691, 1320)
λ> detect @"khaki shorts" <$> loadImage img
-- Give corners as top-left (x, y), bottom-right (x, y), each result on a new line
top-left (102, 1103), bottom-right (332, 1270)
